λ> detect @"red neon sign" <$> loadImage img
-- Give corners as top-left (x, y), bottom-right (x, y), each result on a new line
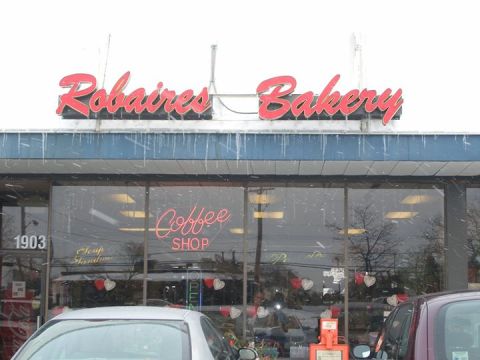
top-left (256, 75), bottom-right (403, 125)
top-left (155, 206), bottom-right (231, 251)
top-left (55, 72), bottom-right (211, 117)
top-left (57, 72), bottom-right (403, 125)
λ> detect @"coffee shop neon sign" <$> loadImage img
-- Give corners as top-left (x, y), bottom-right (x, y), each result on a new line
top-left (56, 72), bottom-right (403, 125)
top-left (155, 206), bottom-right (231, 251)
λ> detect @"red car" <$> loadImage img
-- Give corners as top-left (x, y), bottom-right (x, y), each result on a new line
top-left (352, 290), bottom-right (480, 360)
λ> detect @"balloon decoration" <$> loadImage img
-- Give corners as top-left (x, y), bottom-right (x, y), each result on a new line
top-left (354, 272), bottom-right (365, 285)
top-left (94, 278), bottom-right (116, 292)
top-left (213, 278), bottom-right (225, 290)
top-left (256, 306), bottom-right (269, 319)
top-left (290, 277), bottom-right (315, 290)
top-left (204, 278), bottom-right (214, 288)
top-left (386, 294), bottom-right (398, 306)
top-left (94, 279), bottom-right (105, 291)
top-left (363, 274), bottom-right (376, 287)
top-left (104, 279), bottom-right (116, 291)
top-left (247, 306), bottom-right (257, 318)
top-left (220, 306), bottom-right (231, 318)
top-left (230, 307), bottom-right (242, 319)
top-left (301, 278), bottom-right (314, 291)
top-left (330, 305), bottom-right (341, 318)
top-left (320, 309), bottom-right (332, 318)
top-left (290, 277), bottom-right (302, 289)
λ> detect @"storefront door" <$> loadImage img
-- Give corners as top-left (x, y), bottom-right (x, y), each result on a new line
top-left (0, 179), bottom-right (50, 360)
top-left (0, 251), bottom-right (46, 360)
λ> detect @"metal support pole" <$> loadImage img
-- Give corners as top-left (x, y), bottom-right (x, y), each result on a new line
top-left (343, 187), bottom-right (349, 343)
top-left (143, 184), bottom-right (150, 305)
top-left (242, 187), bottom-right (248, 339)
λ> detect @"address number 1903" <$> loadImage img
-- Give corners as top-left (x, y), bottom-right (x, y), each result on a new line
top-left (14, 235), bottom-right (47, 250)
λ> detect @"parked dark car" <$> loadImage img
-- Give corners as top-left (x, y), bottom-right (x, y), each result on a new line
top-left (352, 290), bottom-right (480, 360)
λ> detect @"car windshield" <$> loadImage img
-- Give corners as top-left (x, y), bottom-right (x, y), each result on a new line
top-left (14, 319), bottom-right (190, 360)
top-left (435, 300), bottom-right (480, 360)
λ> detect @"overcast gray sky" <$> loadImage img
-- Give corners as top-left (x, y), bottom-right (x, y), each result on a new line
top-left (1, 0), bottom-right (479, 132)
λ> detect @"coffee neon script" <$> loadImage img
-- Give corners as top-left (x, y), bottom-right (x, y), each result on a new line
top-left (155, 206), bottom-right (231, 251)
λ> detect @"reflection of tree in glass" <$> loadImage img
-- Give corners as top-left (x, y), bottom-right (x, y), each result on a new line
top-left (397, 216), bottom-right (444, 294)
top-left (467, 206), bottom-right (480, 271)
top-left (330, 203), bottom-right (399, 273)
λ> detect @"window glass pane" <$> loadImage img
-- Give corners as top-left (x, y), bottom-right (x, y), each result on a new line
top-left (246, 187), bottom-right (343, 358)
top-left (467, 188), bottom-right (480, 287)
top-left (50, 186), bottom-right (145, 315)
top-left (348, 187), bottom-right (444, 346)
top-left (147, 185), bottom-right (244, 329)
top-left (435, 300), bottom-right (480, 360)
top-left (378, 304), bottom-right (413, 359)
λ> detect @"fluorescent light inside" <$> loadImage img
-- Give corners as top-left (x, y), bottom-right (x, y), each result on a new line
top-left (248, 193), bottom-right (276, 204)
top-left (109, 194), bottom-right (136, 204)
top-left (401, 195), bottom-right (434, 205)
top-left (230, 228), bottom-right (244, 234)
top-left (338, 228), bottom-right (366, 235)
top-left (120, 210), bottom-right (149, 218)
top-left (385, 211), bottom-right (418, 219)
top-left (89, 208), bottom-right (119, 225)
top-left (253, 211), bottom-right (284, 219)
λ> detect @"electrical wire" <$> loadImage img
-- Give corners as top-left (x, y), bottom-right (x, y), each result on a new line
top-left (211, 82), bottom-right (259, 115)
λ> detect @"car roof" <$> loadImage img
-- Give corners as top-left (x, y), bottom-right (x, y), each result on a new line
top-left (398, 289), bottom-right (480, 307)
top-left (52, 306), bottom-right (200, 321)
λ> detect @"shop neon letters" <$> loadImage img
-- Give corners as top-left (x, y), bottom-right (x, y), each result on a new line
top-left (155, 206), bottom-right (231, 238)
top-left (171, 237), bottom-right (209, 251)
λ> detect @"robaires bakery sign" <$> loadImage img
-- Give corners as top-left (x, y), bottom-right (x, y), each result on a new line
top-left (56, 72), bottom-right (403, 124)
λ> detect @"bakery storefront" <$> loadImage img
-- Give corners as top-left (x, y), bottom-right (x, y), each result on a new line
top-left (1, 73), bottom-right (480, 359)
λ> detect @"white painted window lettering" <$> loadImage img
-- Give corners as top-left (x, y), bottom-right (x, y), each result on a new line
top-left (14, 235), bottom-right (46, 250)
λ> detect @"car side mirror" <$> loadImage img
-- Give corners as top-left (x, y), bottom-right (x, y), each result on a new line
top-left (238, 348), bottom-right (258, 360)
top-left (352, 345), bottom-right (371, 359)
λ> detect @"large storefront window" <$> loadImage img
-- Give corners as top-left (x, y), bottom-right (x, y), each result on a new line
top-left (44, 182), bottom-right (452, 359)
top-left (245, 186), bottom-right (343, 358)
top-left (147, 185), bottom-right (244, 330)
top-left (347, 187), bottom-right (445, 346)
top-left (467, 188), bottom-right (480, 288)
top-left (50, 185), bottom-right (145, 314)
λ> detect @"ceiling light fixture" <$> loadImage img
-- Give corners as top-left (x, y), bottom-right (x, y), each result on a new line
top-left (385, 211), bottom-right (418, 219)
top-left (108, 194), bottom-right (136, 204)
top-left (248, 193), bottom-right (277, 204)
top-left (338, 228), bottom-right (366, 235)
top-left (253, 211), bottom-right (284, 219)
top-left (120, 210), bottom-right (150, 218)
top-left (401, 195), bottom-right (434, 205)
top-left (229, 228), bottom-right (244, 234)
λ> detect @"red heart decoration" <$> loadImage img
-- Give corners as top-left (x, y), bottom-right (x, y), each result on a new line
top-left (247, 306), bottom-right (257, 318)
top-left (204, 278), bottom-right (214, 288)
top-left (220, 306), bottom-right (231, 318)
top-left (330, 305), bottom-right (341, 318)
top-left (397, 293), bottom-right (409, 303)
top-left (355, 272), bottom-right (365, 285)
top-left (290, 277), bottom-right (302, 289)
top-left (94, 279), bottom-right (105, 291)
